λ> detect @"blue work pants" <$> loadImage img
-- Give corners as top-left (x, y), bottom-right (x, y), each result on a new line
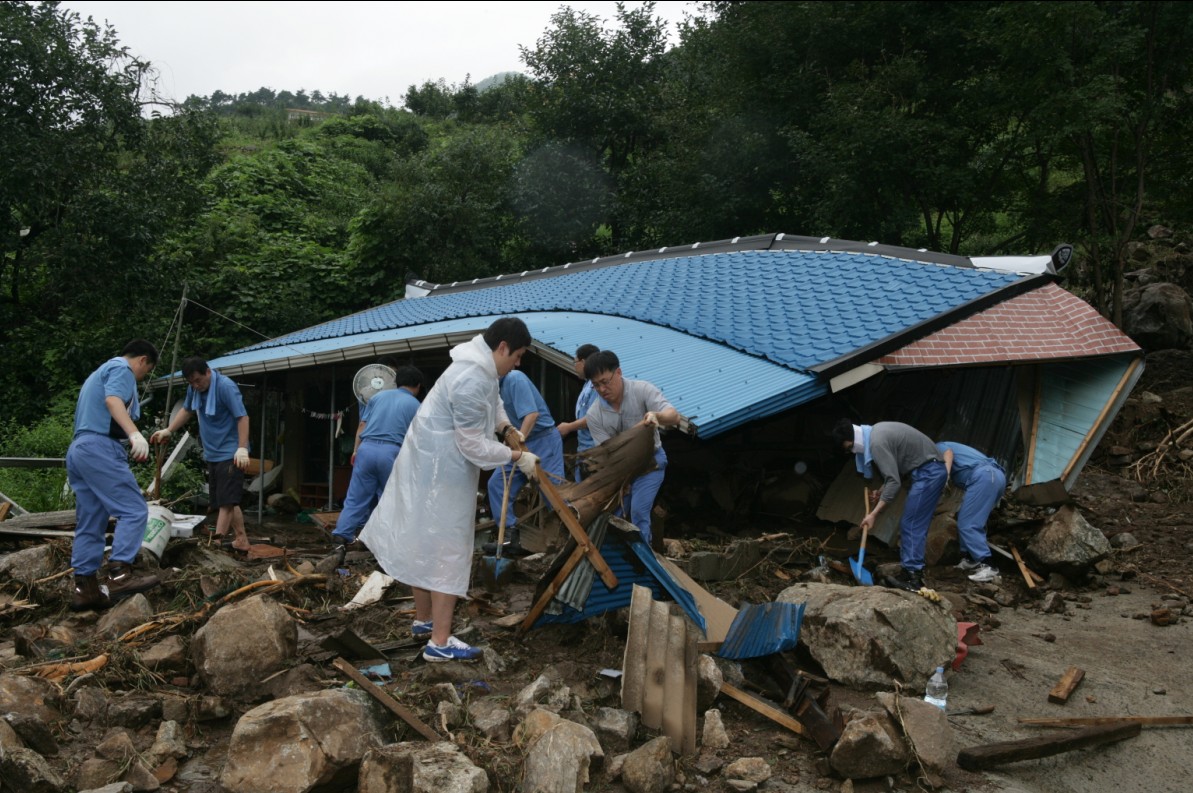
top-left (617, 448), bottom-right (668, 544)
top-left (334, 439), bottom-right (401, 542)
top-left (487, 430), bottom-right (565, 535)
top-left (899, 459), bottom-right (948, 572)
top-left (956, 463), bottom-right (1005, 563)
top-left (66, 433), bottom-right (148, 575)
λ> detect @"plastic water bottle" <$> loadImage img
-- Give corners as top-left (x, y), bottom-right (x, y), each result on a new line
top-left (924, 667), bottom-right (948, 710)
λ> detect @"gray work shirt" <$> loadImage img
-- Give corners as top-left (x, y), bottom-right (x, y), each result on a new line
top-left (870, 421), bottom-right (941, 503)
top-left (585, 379), bottom-right (672, 451)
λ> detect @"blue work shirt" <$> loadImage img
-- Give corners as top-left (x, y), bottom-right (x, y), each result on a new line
top-left (183, 370), bottom-right (247, 462)
top-left (937, 442), bottom-right (1002, 489)
top-left (500, 370), bottom-right (555, 437)
top-left (575, 380), bottom-right (597, 451)
top-left (359, 387), bottom-right (420, 445)
top-left (73, 357), bottom-right (139, 438)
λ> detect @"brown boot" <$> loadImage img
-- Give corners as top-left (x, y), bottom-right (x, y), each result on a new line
top-left (70, 574), bottom-right (112, 612)
top-left (105, 562), bottom-right (160, 600)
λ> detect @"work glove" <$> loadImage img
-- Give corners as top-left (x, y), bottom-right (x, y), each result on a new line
top-left (129, 431), bottom-right (150, 462)
top-left (643, 411), bottom-right (660, 427)
top-left (150, 429), bottom-right (172, 444)
top-left (234, 447), bottom-right (250, 470)
top-left (515, 451), bottom-right (540, 480)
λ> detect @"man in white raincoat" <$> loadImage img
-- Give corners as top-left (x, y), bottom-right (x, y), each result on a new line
top-left (360, 317), bottom-right (540, 662)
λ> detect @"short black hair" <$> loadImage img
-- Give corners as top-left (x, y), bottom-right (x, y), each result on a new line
top-left (830, 418), bottom-right (855, 448)
top-left (575, 344), bottom-right (599, 361)
top-left (122, 339), bottom-right (159, 365)
top-left (393, 365), bottom-right (424, 391)
top-left (482, 317), bottom-right (532, 352)
top-left (584, 350), bottom-right (620, 381)
top-left (181, 356), bottom-right (209, 378)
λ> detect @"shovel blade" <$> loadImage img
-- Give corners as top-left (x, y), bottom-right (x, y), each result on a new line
top-left (478, 554), bottom-right (515, 591)
top-left (849, 548), bottom-right (873, 586)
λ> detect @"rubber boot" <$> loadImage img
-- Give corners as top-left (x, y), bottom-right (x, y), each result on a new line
top-left (70, 574), bottom-right (112, 612)
top-left (105, 562), bottom-right (161, 601)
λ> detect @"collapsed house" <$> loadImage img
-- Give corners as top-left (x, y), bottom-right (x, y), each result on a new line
top-left (157, 234), bottom-right (1142, 531)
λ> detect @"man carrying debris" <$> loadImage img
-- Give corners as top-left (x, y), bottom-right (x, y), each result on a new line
top-left (330, 363), bottom-right (424, 561)
top-left (583, 350), bottom-right (679, 544)
top-left (485, 364), bottom-right (565, 556)
top-left (937, 441), bottom-right (1005, 583)
top-left (66, 339), bottom-right (162, 611)
top-left (832, 419), bottom-right (947, 592)
top-left (556, 343), bottom-right (599, 482)
top-left (360, 318), bottom-right (539, 663)
top-left (151, 357), bottom-right (251, 552)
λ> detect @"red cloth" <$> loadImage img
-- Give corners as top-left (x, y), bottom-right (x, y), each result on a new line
top-left (953, 621), bottom-right (982, 670)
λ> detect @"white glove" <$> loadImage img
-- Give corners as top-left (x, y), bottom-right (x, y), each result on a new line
top-left (128, 431), bottom-right (149, 462)
top-left (150, 429), bottom-right (172, 444)
top-left (643, 411), bottom-right (660, 427)
top-left (234, 447), bottom-right (250, 470)
top-left (515, 451), bottom-right (539, 480)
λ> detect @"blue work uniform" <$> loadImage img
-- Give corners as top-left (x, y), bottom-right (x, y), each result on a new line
top-left (183, 369), bottom-right (247, 462)
top-left (938, 442), bottom-right (1005, 563)
top-left (66, 358), bottom-right (147, 576)
top-left (573, 379), bottom-right (598, 482)
top-left (334, 387), bottom-right (421, 542)
top-left (487, 370), bottom-right (565, 537)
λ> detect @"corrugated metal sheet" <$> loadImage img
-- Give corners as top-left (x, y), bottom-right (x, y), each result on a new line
top-left (532, 528), bottom-right (707, 633)
top-left (194, 312), bottom-right (825, 440)
top-left (232, 250), bottom-right (1022, 372)
top-left (717, 601), bottom-right (806, 660)
top-left (1028, 354), bottom-right (1141, 486)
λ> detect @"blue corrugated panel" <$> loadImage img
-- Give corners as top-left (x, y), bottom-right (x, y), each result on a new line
top-left (717, 601), bottom-right (806, 660)
top-left (532, 534), bottom-right (707, 633)
top-left (232, 250), bottom-right (1021, 372)
top-left (203, 312), bottom-right (826, 440)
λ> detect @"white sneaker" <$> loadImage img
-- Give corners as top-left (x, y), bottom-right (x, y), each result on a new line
top-left (967, 564), bottom-right (1000, 583)
top-left (955, 556), bottom-right (982, 572)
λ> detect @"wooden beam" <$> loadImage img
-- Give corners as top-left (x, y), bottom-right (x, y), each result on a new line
top-left (1011, 545), bottom-right (1040, 589)
top-left (0, 502), bottom-right (10, 522)
top-left (331, 657), bottom-right (439, 742)
top-left (1048, 666), bottom-right (1086, 704)
top-left (720, 681), bottom-right (808, 738)
top-left (518, 544), bottom-right (587, 635)
top-left (1019, 715), bottom-right (1193, 728)
top-left (1024, 375), bottom-right (1043, 484)
top-left (957, 722), bottom-right (1141, 771)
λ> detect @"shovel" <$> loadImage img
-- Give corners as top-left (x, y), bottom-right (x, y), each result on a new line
top-left (850, 488), bottom-right (874, 586)
top-left (478, 466), bottom-right (515, 590)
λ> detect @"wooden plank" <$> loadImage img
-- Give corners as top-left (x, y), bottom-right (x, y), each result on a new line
top-left (331, 657), bottom-right (439, 742)
top-left (0, 502), bottom-right (10, 522)
top-left (682, 626), bottom-right (698, 756)
top-left (1024, 376), bottom-right (1043, 484)
top-left (518, 544), bottom-right (587, 635)
top-left (653, 555), bottom-right (738, 642)
top-left (1010, 545), bottom-right (1039, 589)
top-left (621, 585), bottom-right (653, 713)
top-left (640, 599), bottom-right (670, 730)
top-left (720, 682), bottom-right (808, 738)
top-left (1048, 666), bottom-right (1086, 704)
top-left (661, 610), bottom-right (687, 748)
top-left (1019, 715), bottom-right (1193, 728)
top-left (957, 722), bottom-right (1141, 771)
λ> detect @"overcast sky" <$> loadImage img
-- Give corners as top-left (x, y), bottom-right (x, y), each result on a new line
top-left (59, 1), bottom-right (700, 107)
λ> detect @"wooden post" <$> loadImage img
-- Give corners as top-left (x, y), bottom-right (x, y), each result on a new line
top-left (1048, 666), bottom-right (1086, 704)
top-left (957, 722), bottom-right (1140, 771)
top-left (331, 657), bottom-right (439, 742)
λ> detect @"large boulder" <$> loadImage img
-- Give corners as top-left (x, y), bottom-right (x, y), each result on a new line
top-left (520, 719), bottom-right (604, 793)
top-left (1027, 505), bottom-right (1111, 579)
top-left (191, 595), bottom-right (296, 698)
top-left (0, 674), bottom-right (63, 724)
top-left (219, 689), bottom-right (388, 793)
top-left (777, 583), bottom-right (955, 691)
top-left (359, 742), bottom-right (487, 793)
top-left (830, 712), bottom-right (908, 779)
top-left (1123, 281), bottom-right (1193, 351)
top-left (0, 545), bottom-right (57, 584)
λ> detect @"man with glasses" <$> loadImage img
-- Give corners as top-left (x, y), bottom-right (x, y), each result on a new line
top-left (66, 339), bottom-right (162, 611)
top-left (556, 344), bottom-right (600, 481)
top-left (151, 357), bottom-right (251, 552)
top-left (583, 350), bottom-right (679, 544)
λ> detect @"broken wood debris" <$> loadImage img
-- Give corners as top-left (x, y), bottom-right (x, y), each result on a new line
top-left (1048, 666), bottom-right (1086, 704)
top-left (719, 681), bottom-right (808, 739)
top-left (331, 657), bottom-right (440, 742)
top-left (1018, 715), bottom-right (1193, 728)
top-left (957, 721), bottom-right (1141, 771)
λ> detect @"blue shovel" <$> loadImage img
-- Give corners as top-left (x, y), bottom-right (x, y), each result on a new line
top-left (850, 488), bottom-right (874, 586)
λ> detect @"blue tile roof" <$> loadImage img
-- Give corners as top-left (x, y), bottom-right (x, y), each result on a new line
top-left (235, 250), bottom-right (1023, 373)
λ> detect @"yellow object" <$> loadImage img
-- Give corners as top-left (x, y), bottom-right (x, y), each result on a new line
top-left (917, 587), bottom-right (942, 603)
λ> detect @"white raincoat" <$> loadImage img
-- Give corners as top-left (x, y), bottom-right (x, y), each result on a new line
top-left (359, 334), bottom-right (512, 596)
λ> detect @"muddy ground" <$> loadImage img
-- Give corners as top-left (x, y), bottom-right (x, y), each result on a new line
top-left (3, 351), bottom-right (1193, 793)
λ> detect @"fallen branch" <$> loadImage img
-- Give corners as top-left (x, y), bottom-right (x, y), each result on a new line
top-left (1018, 715), bottom-right (1193, 728)
top-left (30, 654), bottom-right (109, 683)
top-left (33, 567), bottom-right (74, 585)
top-left (957, 722), bottom-right (1141, 771)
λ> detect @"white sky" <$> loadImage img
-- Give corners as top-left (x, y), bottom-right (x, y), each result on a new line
top-left (59, 1), bottom-right (701, 107)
